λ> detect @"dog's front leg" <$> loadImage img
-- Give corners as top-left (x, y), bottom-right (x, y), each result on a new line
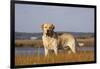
top-left (54, 47), bottom-right (57, 55)
top-left (44, 48), bottom-right (48, 56)
top-left (53, 40), bottom-right (58, 55)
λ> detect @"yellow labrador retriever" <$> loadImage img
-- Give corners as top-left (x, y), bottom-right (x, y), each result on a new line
top-left (41, 23), bottom-right (76, 56)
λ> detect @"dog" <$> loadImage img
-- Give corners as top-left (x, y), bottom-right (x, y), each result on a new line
top-left (41, 23), bottom-right (77, 56)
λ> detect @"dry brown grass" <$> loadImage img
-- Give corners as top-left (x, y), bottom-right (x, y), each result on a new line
top-left (15, 39), bottom-right (43, 47)
top-left (15, 51), bottom-right (94, 66)
top-left (77, 37), bottom-right (94, 46)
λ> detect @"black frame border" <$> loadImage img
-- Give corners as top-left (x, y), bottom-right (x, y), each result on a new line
top-left (10, 0), bottom-right (97, 68)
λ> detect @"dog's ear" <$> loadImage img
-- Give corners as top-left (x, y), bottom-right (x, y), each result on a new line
top-left (52, 24), bottom-right (55, 30)
top-left (41, 24), bottom-right (44, 30)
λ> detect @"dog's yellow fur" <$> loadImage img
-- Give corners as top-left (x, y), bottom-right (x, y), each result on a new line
top-left (41, 23), bottom-right (76, 56)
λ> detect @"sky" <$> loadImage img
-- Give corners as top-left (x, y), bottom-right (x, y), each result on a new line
top-left (15, 4), bottom-right (95, 33)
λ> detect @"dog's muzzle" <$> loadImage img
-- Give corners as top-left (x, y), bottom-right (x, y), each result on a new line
top-left (47, 30), bottom-right (51, 33)
top-left (46, 30), bottom-right (53, 36)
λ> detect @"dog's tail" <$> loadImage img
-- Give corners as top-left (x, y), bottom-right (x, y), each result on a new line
top-left (75, 37), bottom-right (84, 47)
top-left (74, 37), bottom-right (84, 52)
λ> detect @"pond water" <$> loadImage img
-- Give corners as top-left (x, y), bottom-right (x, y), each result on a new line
top-left (15, 46), bottom-right (94, 55)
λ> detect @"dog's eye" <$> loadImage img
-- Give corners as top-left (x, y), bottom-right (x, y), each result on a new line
top-left (50, 27), bottom-right (52, 29)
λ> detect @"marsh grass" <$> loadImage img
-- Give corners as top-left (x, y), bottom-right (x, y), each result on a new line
top-left (15, 40), bottom-right (43, 47)
top-left (77, 38), bottom-right (94, 46)
top-left (15, 36), bottom-right (95, 66)
top-left (15, 51), bottom-right (94, 66)
top-left (15, 37), bottom-right (94, 47)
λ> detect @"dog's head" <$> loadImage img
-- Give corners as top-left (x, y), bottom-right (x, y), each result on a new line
top-left (41, 23), bottom-right (55, 35)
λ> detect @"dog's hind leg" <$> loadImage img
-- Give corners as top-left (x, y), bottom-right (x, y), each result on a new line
top-left (71, 43), bottom-right (76, 53)
top-left (67, 41), bottom-right (76, 53)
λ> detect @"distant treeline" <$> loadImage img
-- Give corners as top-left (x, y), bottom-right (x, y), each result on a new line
top-left (15, 32), bottom-right (94, 40)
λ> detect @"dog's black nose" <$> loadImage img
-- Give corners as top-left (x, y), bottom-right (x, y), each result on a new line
top-left (47, 30), bottom-right (50, 32)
